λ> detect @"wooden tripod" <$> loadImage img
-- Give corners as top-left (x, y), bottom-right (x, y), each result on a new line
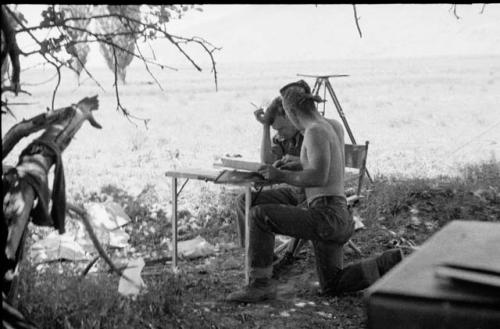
top-left (298, 73), bottom-right (373, 183)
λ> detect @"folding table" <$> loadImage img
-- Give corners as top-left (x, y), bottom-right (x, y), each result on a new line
top-left (165, 168), bottom-right (268, 283)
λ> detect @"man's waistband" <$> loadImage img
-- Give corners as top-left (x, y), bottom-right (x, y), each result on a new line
top-left (307, 195), bottom-right (346, 208)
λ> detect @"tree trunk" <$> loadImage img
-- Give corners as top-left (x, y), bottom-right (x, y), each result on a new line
top-left (2, 95), bottom-right (101, 301)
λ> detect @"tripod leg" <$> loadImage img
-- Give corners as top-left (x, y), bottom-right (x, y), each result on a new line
top-left (325, 79), bottom-right (374, 183)
top-left (312, 78), bottom-right (322, 95)
top-left (325, 79), bottom-right (355, 143)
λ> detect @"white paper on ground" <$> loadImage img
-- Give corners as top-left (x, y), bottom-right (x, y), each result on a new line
top-left (118, 257), bottom-right (146, 297)
top-left (79, 201), bottom-right (131, 250)
top-left (30, 231), bottom-right (89, 263)
top-left (352, 209), bottom-right (366, 231)
top-left (168, 235), bottom-right (216, 259)
top-left (109, 229), bottom-right (130, 248)
top-left (85, 201), bottom-right (131, 231)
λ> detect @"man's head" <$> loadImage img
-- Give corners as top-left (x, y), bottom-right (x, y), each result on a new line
top-left (279, 80), bottom-right (323, 129)
top-left (271, 111), bottom-right (298, 140)
top-left (265, 96), bottom-right (298, 139)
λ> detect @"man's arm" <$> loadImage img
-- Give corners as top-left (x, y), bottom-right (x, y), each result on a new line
top-left (259, 126), bottom-right (330, 187)
top-left (260, 123), bottom-right (280, 164)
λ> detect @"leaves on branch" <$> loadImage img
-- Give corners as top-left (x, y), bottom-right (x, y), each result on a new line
top-left (1, 4), bottom-right (219, 122)
top-left (59, 5), bottom-right (92, 77)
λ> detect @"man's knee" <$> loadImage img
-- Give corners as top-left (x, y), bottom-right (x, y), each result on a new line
top-left (249, 205), bottom-right (273, 231)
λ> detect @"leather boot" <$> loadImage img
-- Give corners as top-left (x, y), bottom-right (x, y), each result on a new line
top-left (272, 251), bottom-right (296, 278)
top-left (376, 248), bottom-right (403, 276)
top-left (226, 277), bottom-right (277, 303)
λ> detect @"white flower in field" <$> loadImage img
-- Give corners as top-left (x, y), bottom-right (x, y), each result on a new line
top-left (410, 215), bottom-right (422, 226)
top-left (316, 311), bottom-right (332, 319)
top-left (279, 311), bottom-right (290, 317)
top-left (410, 207), bottom-right (419, 214)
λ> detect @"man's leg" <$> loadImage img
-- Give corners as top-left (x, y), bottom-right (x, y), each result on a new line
top-left (309, 202), bottom-right (403, 295)
top-left (235, 187), bottom-right (301, 247)
top-left (312, 240), bottom-right (344, 292)
top-left (227, 203), bottom-right (339, 302)
top-left (321, 249), bottom-right (404, 295)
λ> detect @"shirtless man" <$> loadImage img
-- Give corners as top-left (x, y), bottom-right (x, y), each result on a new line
top-left (226, 80), bottom-right (402, 303)
top-left (235, 95), bottom-right (345, 250)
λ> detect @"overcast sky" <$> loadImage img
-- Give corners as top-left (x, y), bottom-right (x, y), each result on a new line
top-left (16, 4), bottom-right (500, 68)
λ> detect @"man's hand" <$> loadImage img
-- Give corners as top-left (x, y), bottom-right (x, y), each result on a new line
top-left (258, 164), bottom-right (283, 183)
top-left (278, 161), bottom-right (302, 171)
top-left (253, 108), bottom-right (268, 125)
top-left (253, 97), bottom-right (282, 125)
top-left (273, 155), bottom-right (302, 171)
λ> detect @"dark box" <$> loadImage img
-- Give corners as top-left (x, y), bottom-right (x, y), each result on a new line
top-left (365, 220), bottom-right (500, 329)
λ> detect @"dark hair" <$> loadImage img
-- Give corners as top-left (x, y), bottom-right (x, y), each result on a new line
top-left (263, 96), bottom-right (285, 125)
top-left (268, 96), bottom-right (285, 116)
top-left (279, 80), bottom-right (323, 114)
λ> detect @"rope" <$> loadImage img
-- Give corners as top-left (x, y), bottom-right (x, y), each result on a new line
top-left (447, 120), bottom-right (500, 156)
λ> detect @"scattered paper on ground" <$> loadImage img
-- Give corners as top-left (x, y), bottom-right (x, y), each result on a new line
top-left (352, 209), bottom-right (366, 231)
top-left (30, 231), bottom-right (89, 263)
top-left (118, 258), bottom-right (146, 297)
top-left (79, 201), bottom-right (131, 250)
top-left (30, 202), bottom-right (131, 264)
top-left (85, 201), bottom-right (131, 230)
top-left (169, 235), bottom-right (216, 259)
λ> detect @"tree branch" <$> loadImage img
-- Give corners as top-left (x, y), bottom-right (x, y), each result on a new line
top-left (1, 5), bottom-right (22, 94)
top-left (111, 45), bottom-right (150, 127)
top-left (2, 5), bottom-right (220, 122)
top-left (479, 3), bottom-right (486, 14)
top-left (352, 4), bottom-right (363, 38)
top-left (50, 63), bottom-right (62, 111)
top-left (2, 96), bottom-right (101, 159)
top-left (66, 203), bottom-right (138, 286)
top-left (449, 4), bottom-right (460, 19)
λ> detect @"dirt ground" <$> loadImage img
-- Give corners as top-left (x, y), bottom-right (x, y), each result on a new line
top-left (138, 244), bottom-right (368, 329)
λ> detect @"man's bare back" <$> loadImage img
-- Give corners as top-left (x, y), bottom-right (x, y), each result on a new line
top-left (301, 117), bottom-right (345, 202)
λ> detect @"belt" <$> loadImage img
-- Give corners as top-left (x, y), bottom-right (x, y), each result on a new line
top-left (307, 195), bottom-right (346, 208)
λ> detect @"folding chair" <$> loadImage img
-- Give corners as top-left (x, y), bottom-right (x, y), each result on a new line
top-left (273, 141), bottom-right (370, 265)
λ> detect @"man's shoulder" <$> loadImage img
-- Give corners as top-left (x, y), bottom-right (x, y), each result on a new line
top-left (305, 122), bottom-right (333, 138)
top-left (325, 118), bottom-right (343, 131)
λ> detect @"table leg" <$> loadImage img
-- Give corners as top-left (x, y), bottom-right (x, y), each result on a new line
top-left (171, 177), bottom-right (178, 271)
top-left (244, 185), bottom-right (251, 284)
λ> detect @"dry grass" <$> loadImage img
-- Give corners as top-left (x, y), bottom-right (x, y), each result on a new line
top-left (3, 55), bottom-right (499, 201)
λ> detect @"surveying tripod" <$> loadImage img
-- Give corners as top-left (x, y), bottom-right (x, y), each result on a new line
top-left (298, 73), bottom-right (373, 183)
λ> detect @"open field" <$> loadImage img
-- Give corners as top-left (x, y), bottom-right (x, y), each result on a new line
top-left (3, 55), bottom-right (499, 199)
top-left (3, 55), bottom-right (500, 328)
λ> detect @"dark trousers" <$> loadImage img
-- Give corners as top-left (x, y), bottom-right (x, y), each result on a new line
top-left (244, 192), bottom-right (385, 295)
top-left (235, 187), bottom-right (305, 248)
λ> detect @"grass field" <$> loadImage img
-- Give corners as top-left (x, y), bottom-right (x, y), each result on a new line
top-left (3, 54), bottom-right (500, 328)
top-left (3, 55), bottom-right (499, 198)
